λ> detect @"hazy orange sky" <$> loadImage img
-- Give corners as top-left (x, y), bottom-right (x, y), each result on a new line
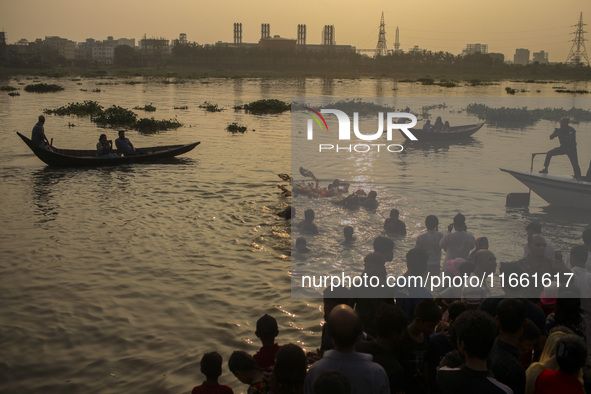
top-left (1, 0), bottom-right (589, 62)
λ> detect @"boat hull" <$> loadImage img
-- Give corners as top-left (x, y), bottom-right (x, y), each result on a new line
top-left (17, 132), bottom-right (200, 167)
top-left (410, 123), bottom-right (484, 141)
top-left (500, 168), bottom-right (591, 210)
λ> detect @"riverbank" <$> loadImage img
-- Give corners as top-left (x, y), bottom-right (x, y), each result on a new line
top-left (1, 63), bottom-right (590, 82)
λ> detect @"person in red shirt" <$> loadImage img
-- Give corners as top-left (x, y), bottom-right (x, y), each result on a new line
top-left (533, 335), bottom-right (586, 394)
top-left (253, 314), bottom-right (281, 369)
top-left (192, 352), bottom-right (234, 394)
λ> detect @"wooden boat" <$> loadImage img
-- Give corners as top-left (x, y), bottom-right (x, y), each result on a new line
top-left (409, 122), bottom-right (485, 141)
top-left (17, 132), bottom-right (200, 167)
top-left (500, 168), bottom-right (591, 210)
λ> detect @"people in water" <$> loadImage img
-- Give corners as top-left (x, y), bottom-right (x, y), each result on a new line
top-left (342, 226), bottom-right (356, 245)
top-left (96, 134), bottom-right (120, 158)
top-left (384, 209), bottom-right (407, 235)
top-left (31, 115), bottom-right (51, 150)
top-left (297, 209), bottom-right (319, 235)
top-left (540, 117), bottom-right (581, 179)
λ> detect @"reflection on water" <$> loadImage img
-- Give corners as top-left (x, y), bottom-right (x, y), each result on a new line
top-left (32, 168), bottom-right (65, 224)
top-left (1, 77), bottom-right (591, 392)
top-left (321, 78), bottom-right (334, 96)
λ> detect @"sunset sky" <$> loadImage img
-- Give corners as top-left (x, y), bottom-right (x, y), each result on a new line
top-left (1, 0), bottom-right (589, 62)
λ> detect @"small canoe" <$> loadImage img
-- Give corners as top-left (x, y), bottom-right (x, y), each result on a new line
top-left (410, 122), bottom-right (484, 141)
top-left (17, 132), bottom-right (200, 167)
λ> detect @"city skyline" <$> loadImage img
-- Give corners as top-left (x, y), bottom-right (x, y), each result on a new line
top-left (1, 0), bottom-right (589, 62)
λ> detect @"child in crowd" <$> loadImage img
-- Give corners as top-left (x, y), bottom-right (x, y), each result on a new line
top-left (228, 351), bottom-right (270, 394)
top-left (533, 335), bottom-right (587, 394)
top-left (192, 351), bottom-right (234, 394)
top-left (253, 314), bottom-right (281, 369)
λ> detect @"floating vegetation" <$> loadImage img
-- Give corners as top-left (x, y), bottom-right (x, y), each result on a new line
top-left (0, 86), bottom-right (18, 91)
top-left (122, 81), bottom-right (143, 85)
top-left (92, 88), bottom-right (101, 93)
top-left (174, 105), bottom-right (189, 110)
top-left (44, 101), bottom-right (182, 132)
top-left (466, 103), bottom-right (591, 127)
top-left (94, 105), bottom-right (138, 128)
top-left (24, 83), bottom-right (64, 93)
top-left (96, 82), bottom-right (117, 86)
top-left (44, 100), bottom-right (104, 117)
top-left (136, 117), bottom-right (181, 134)
top-left (71, 78), bottom-right (81, 82)
top-left (199, 101), bottom-right (223, 112)
top-left (226, 122), bottom-right (247, 133)
top-left (437, 81), bottom-right (457, 88)
top-left (505, 87), bottom-right (516, 95)
top-left (133, 104), bottom-right (157, 112)
top-left (421, 104), bottom-right (448, 112)
top-left (8, 92), bottom-right (20, 96)
top-left (554, 89), bottom-right (590, 94)
top-left (417, 78), bottom-right (434, 85)
top-left (237, 99), bottom-right (291, 114)
top-left (398, 79), bottom-right (416, 83)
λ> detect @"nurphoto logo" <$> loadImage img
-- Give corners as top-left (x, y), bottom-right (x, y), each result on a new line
top-left (304, 107), bottom-right (418, 153)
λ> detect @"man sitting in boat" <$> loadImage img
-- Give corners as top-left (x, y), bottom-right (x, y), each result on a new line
top-left (31, 115), bottom-right (52, 150)
top-left (423, 120), bottom-right (432, 131)
top-left (96, 134), bottom-right (120, 158)
top-left (115, 130), bottom-right (145, 156)
top-left (539, 117), bottom-right (581, 179)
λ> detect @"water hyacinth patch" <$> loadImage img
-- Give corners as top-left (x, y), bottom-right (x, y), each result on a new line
top-left (24, 83), bottom-right (64, 93)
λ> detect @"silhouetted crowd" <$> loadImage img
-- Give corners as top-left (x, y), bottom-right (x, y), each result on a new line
top-left (192, 207), bottom-right (591, 393)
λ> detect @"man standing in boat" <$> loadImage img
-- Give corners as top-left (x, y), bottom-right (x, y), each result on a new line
top-left (31, 115), bottom-right (51, 150)
top-left (540, 117), bottom-right (581, 179)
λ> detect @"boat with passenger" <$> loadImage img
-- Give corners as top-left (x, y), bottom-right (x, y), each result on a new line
top-left (17, 132), bottom-right (200, 167)
top-left (410, 122), bottom-right (485, 141)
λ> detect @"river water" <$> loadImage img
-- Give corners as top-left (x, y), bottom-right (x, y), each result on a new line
top-left (0, 76), bottom-right (590, 393)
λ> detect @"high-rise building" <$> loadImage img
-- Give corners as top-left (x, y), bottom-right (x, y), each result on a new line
top-left (513, 48), bottom-right (530, 65)
top-left (532, 50), bottom-right (549, 64)
top-left (462, 43), bottom-right (488, 56)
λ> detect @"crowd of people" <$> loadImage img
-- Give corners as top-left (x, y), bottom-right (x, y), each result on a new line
top-left (193, 200), bottom-right (591, 393)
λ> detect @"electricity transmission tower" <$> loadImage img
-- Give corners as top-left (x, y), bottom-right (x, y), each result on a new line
top-left (566, 12), bottom-right (589, 66)
top-left (375, 12), bottom-right (388, 57)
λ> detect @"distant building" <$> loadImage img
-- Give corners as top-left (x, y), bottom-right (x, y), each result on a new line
top-left (0, 31), bottom-right (6, 61)
top-left (91, 44), bottom-right (115, 64)
top-left (514, 48), bottom-right (530, 65)
top-left (44, 36), bottom-right (75, 59)
top-left (488, 52), bottom-right (505, 63)
top-left (172, 33), bottom-right (189, 47)
top-left (139, 37), bottom-right (170, 56)
top-left (532, 50), bottom-right (549, 64)
top-left (259, 35), bottom-right (297, 50)
top-left (462, 43), bottom-right (488, 55)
